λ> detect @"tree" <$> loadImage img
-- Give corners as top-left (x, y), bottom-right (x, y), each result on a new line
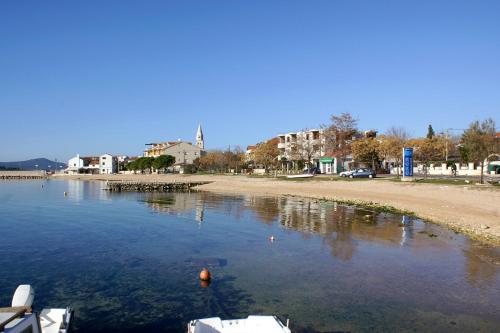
top-left (198, 151), bottom-right (224, 172)
top-left (377, 135), bottom-right (404, 175)
top-left (427, 124), bottom-right (435, 139)
top-left (136, 157), bottom-right (155, 174)
top-left (461, 118), bottom-right (498, 184)
top-left (407, 137), bottom-right (442, 178)
top-left (295, 131), bottom-right (322, 169)
top-left (228, 146), bottom-right (245, 173)
top-left (378, 127), bottom-right (410, 176)
top-left (323, 112), bottom-right (358, 171)
top-left (352, 137), bottom-right (380, 170)
top-left (152, 154), bottom-right (175, 173)
top-left (125, 160), bottom-right (138, 174)
top-left (386, 126), bottom-right (410, 142)
top-left (253, 139), bottom-right (280, 172)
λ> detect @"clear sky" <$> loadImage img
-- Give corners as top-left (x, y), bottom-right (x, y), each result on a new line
top-left (1, 0), bottom-right (499, 161)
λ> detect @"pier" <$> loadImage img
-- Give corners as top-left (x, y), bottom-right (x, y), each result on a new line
top-left (105, 180), bottom-right (212, 192)
top-left (0, 171), bottom-right (47, 180)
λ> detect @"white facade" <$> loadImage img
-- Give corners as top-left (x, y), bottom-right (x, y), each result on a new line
top-left (66, 154), bottom-right (84, 174)
top-left (99, 154), bottom-right (117, 174)
top-left (391, 161), bottom-right (500, 176)
top-left (277, 129), bottom-right (325, 170)
top-left (68, 154), bottom-right (84, 169)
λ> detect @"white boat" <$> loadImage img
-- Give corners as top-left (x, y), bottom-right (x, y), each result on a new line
top-left (187, 315), bottom-right (291, 333)
top-left (286, 174), bottom-right (314, 179)
top-left (0, 285), bottom-right (73, 333)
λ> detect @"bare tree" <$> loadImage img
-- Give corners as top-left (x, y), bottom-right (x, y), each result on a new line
top-left (323, 113), bottom-right (358, 171)
top-left (295, 130), bottom-right (322, 169)
top-left (385, 126), bottom-right (410, 142)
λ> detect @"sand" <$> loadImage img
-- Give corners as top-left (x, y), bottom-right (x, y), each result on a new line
top-left (52, 173), bottom-right (500, 245)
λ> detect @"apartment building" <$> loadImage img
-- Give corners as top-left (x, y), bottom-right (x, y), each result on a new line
top-left (99, 154), bottom-right (117, 174)
top-left (277, 129), bottom-right (325, 171)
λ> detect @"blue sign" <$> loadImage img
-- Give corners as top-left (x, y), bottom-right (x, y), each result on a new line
top-left (403, 148), bottom-right (413, 177)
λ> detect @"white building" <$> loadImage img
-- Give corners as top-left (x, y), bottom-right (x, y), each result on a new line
top-left (277, 129), bottom-right (325, 171)
top-left (99, 154), bottom-right (117, 174)
top-left (276, 128), bottom-right (369, 174)
top-left (66, 154), bottom-right (84, 174)
top-left (65, 153), bottom-right (119, 175)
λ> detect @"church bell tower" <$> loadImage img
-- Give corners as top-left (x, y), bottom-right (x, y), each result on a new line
top-left (196, 125), bottom-right (204, 149)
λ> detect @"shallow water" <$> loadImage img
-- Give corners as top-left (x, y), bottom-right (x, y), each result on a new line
top-left (0, 180), bottom-right (499, 332)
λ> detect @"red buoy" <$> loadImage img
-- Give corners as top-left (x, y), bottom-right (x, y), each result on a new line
top-left (199, 268), bottom-right (211, 281)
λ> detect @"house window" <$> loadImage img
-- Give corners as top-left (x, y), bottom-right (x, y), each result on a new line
top-left (306, 134), bottom-right (309, 140)
top-left (102, 162), bottom-right (105, 165)
top-left (102, 156), bottom-right (106, 159)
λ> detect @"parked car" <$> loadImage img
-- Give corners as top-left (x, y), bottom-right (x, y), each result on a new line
top-left (339, 169), bottom-right (354, 177)
top-left (304, 167), bottom-right (321, 174)
top-left (349, 168), bottom-right (376, 178)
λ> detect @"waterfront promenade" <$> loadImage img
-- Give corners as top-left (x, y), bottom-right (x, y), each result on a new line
top-left (51, 173), bottom-right (500, 245)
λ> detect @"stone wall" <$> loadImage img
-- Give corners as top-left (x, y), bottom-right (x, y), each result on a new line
top-left (0, 171), bottom-right (47, 179)
top-left (106, 181), bottom-right (211, 192)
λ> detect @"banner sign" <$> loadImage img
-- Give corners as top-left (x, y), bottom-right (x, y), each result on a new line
top-left (403, 148), bottom-right (413, 177)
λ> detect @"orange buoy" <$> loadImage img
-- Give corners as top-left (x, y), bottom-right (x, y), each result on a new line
top-left (199, 268), bottom-right (211, 281)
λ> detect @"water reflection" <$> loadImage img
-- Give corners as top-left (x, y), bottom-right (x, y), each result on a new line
top-left (464, 243), bottom-right (500, 287)
top-left (65, 180), bottom-right (110, 202)
top-left (143, 192), bottom-right (500, 286)
top-left (144, 193), bottom-right (205, 222)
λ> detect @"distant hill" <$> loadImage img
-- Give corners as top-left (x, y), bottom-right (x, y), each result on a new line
top-left (0, 158), bottom-right (67, 171)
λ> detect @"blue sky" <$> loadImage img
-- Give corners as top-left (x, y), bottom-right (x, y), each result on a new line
top-left (1, 0), bottom-right (499, 161)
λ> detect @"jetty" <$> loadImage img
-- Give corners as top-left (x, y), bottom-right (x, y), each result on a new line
top-left (105, 180), bottom-right (212, 192)
top-left (0, 171), bottom-right (47, 180)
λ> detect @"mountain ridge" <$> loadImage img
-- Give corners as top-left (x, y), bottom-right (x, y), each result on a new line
top-left (0, 158), bottom-right (67, 171)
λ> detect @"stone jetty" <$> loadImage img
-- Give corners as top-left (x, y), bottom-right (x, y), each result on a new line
top-left (106, 180), bottom-right (212, 192)
top-left (0, 171), bottom-right (47, 179)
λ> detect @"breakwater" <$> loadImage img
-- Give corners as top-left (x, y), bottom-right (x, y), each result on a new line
top-left (106, 180), bottom-right (212, 192)
top-left (0, 171), bottom-right (47, 179)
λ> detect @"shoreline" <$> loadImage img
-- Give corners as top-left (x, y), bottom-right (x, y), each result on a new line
top-left (51, 173), bottom-right (500, 246)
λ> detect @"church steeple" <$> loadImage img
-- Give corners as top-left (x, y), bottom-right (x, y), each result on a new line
top-left (196, 124), bottom-right (204, 149)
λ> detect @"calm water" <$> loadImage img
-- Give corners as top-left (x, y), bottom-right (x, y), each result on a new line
top-left (0, 180), bottom-right (499, 333)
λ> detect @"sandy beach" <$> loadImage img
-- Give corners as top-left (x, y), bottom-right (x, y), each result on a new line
top-left (51, 173), bottom-right (500, 245)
